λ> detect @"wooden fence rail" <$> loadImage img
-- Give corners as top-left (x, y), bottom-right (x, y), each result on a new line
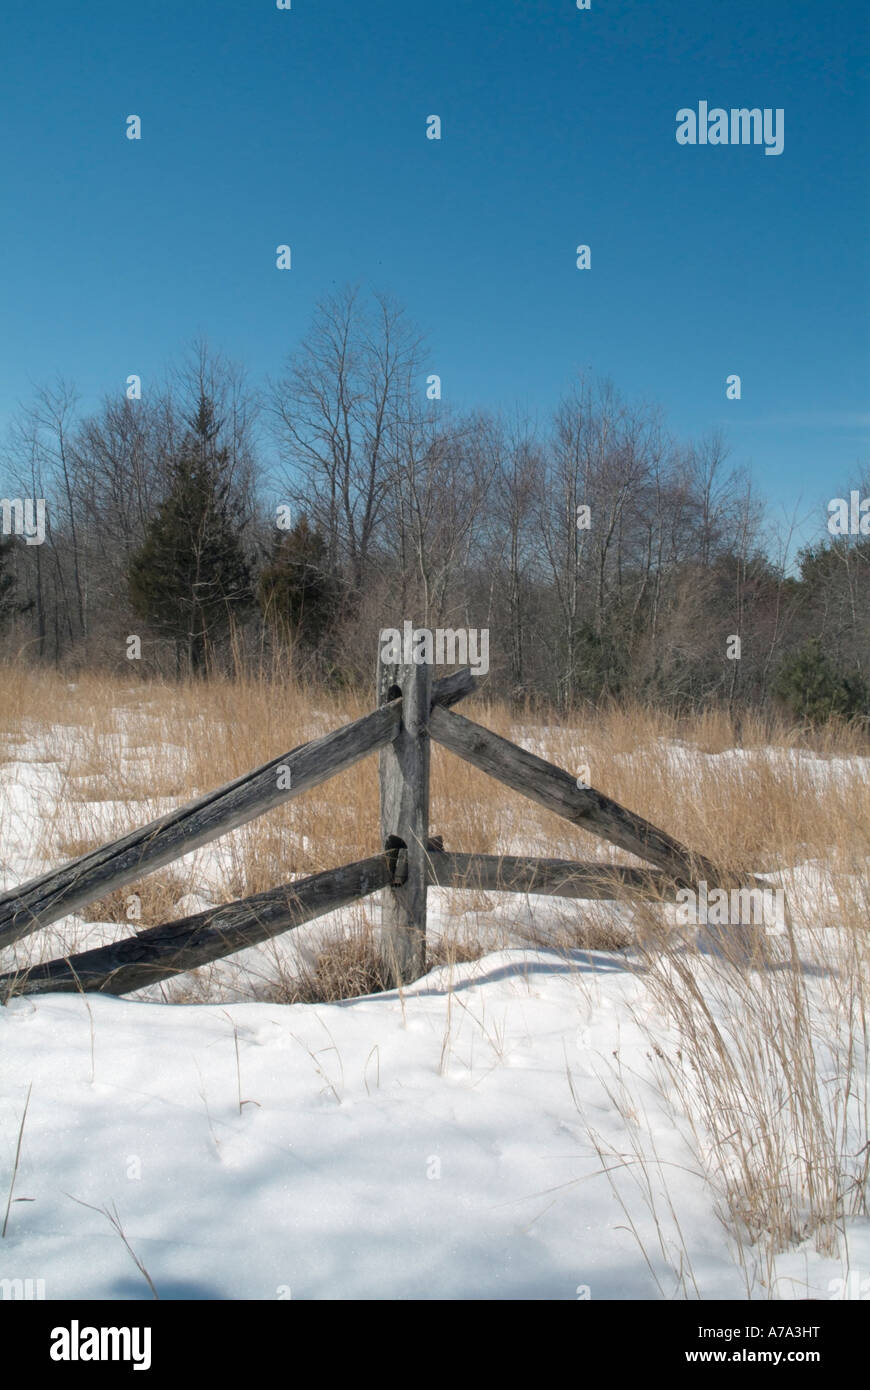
top-left (426, 852), bottom-right (674, 900)
top-left (0, 852), bottom-right (402, 1000)
top-left (429, 703), bottom-right (738, 887)
top-left (0, 669), bottom-right (474, 950)
top-left (1, 850), bottom-right (680, 1001)
top-left (0, 649), bottom-right (778, 1001)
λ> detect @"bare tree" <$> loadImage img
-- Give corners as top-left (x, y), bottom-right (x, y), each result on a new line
top-left (30, 381), bottom-right (85, 643)
top-left (483, 412), bottom-right (545, 700)
top-left (269, 286), bottom-right (426, 597)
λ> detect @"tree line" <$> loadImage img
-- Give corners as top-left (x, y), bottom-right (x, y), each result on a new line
top-left (1, 285), bottom-right (867, 722)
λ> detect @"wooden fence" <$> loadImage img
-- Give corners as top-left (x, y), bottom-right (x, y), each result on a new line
top-left (0, 654), bottom-right (776, 1001)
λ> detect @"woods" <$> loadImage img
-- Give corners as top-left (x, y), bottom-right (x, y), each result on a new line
top-left (1, 285), bottom-right (867, 720)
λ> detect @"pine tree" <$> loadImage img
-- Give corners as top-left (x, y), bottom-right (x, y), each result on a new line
top-left (0, 536), bottom-right (33, 630)
top-left (0, 537), bottom-right (18, 627)
top-left (128, 395), bottom-right (252, 675)
top-left (257, 514), bottom-right (339, 648)
top-left (772, 637), bottom-right (869, 724)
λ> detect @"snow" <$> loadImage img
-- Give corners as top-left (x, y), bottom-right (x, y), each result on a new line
top-left (1, 721), bottom-right (868, 1301)
top-left (2, 942), bottom-right (866, 1301)
top-left (0, 951), bottom-right (785, 1299)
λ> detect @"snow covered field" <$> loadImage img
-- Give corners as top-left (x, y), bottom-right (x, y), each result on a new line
top-left (1, 706), bottom-right (868, 1301)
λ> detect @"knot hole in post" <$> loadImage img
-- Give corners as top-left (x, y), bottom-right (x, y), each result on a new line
top-left (384, 834), bottom-right (408, 885)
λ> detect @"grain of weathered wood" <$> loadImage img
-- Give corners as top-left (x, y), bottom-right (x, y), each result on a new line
top-left (427, 852), bottom-right (675, 900)
top-left (430, 667), bottom-right (478, 709)
top-left (429, 703), bottom-right (738, 885)
top-left (378, 656), bottom-right (431, 986)
top-left (0, 853), bottom-right (399, 999)
top-left (0, 670), bottom-right (475, 951)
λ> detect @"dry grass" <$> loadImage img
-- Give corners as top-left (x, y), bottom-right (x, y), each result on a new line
top-left (617, 905), bottom-right (870, 1285)
top-left (79, 872), bottom-right (195, 927)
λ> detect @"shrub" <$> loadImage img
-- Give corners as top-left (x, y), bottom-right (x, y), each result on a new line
top-left (773, 638), bottom-right (869, 723)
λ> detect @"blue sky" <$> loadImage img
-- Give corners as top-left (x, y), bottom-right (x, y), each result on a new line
top-left (1, 0), bottom-right (867, 548)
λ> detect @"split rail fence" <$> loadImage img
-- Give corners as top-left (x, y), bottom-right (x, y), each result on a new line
top-left (0, 654), bottom-right (776, 1001)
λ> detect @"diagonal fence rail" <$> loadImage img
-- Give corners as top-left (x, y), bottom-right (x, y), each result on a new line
top-left (428, 702), bottom-right (740, 885)
top-left (1, 852), bottom-right (402, 999)
top-left (0, 668), bottom-right (473, 950)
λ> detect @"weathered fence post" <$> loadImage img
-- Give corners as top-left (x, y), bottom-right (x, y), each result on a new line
top-left (378, 643), bottom-right (431, 987)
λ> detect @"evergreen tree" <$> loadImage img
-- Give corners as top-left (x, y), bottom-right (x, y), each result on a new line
top-left (257, 514), bottom-right (339, 648)
top-left (128, 395), bottom-right (252, 674)
top-left (0, 536), bottom-right (18, 627)
top-left (773, 637), bottom-right (869, 724)
top-left (0, 536), bottom-right (33, 630)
